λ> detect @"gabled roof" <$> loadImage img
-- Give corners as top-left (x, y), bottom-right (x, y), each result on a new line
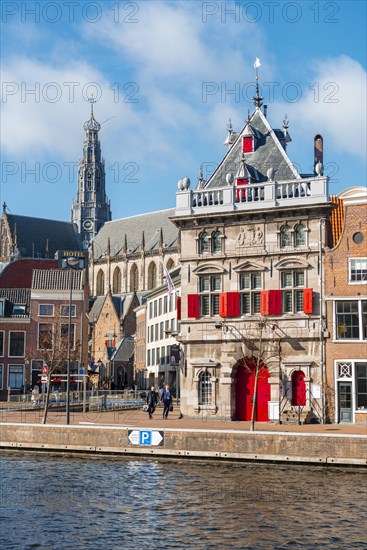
top-left (0, 259), bottom-right (58, 288)
top-left (92, 208), bottom-right (178, 259)
top-left (6, 214), bottom-right (81, 259)
top-left (32, 269), bottom-right (84, 291)
top-left (204, 108), bottom-right (300, 189)
top-left (89, 291), bottom-right (146, 322)
top-left (111, 336), bottom-right (135, 363)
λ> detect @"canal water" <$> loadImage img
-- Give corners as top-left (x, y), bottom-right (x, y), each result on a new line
top-left (1, 453), bottom-right (366, 549)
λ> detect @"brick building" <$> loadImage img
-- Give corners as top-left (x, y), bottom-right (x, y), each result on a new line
top-left (325, 186), bottom-right (367, 424)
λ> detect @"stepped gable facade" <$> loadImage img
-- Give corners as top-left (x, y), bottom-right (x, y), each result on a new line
top-left (173, 95), bottom-right (334, 422)
top-left (324, 186), bottom-right (367, 424)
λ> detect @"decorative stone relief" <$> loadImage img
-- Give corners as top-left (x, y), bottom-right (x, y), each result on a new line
top-left (237, 226), bottom-right (264, 247)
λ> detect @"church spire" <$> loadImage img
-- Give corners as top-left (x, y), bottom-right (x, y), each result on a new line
top-left (252, 57), bottom-right (263, 109)
top-left (72, 101), bottom-right (111, 249)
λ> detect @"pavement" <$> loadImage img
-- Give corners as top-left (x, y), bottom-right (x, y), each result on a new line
top-left (1, 405), bottom-right (366, 435)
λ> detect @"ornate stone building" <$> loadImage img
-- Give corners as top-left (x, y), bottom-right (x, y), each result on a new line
top-left (173, 91), bottom-right (334, 423)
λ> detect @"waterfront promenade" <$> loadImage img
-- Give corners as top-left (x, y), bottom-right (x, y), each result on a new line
top-left (1, 406), bottom-right (366, 467)
top-left (1, 405), bottom-right (367, 434)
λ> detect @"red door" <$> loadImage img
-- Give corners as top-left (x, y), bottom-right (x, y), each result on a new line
top-left (235, 358), bottom-right (270, 421)
top-left (291, 370), bottom-right (306, 406)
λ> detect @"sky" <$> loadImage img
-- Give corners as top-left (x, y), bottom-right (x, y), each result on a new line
top-left (1, 0), bottom-right (366, 222)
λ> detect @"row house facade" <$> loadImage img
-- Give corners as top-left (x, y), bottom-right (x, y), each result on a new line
top-left (325, 186), bottom-right (367, 424)
top-left (173, 100), bottom-right (334, 423)
top-left (0, 259), bottom-right (88, 399)
top-left (144, 267), bottom-right (181, 391)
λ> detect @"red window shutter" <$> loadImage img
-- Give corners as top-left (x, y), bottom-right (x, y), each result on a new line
top-left (243, 136), bottom-right (253, 153)
top-left (269, 290), bottom-right (282, 315)
top-left (303, 288), bottom-right (313, 314)
top-left (220, 292), bottom-right (240, 317)
top-left (228, 292), bottom-right (240, 316)
top-left (219, 292), bottom-right (227, 317)
top-left (187, 294), bottom-right (200, 318)
top-left (260, 290), bottom-right (282, 315)
top-left (176, 296), bottom-right (181, 320)
top-left (260, 291), bottom-right (270, 315)
top-left (236, 178), bottom-right (248, 201)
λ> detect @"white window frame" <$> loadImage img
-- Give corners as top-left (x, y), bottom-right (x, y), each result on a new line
top-left (38, 304), bottom-right (54, 317)
top-left (37, 323), bottom-right (53, 351)
top-left (60, 323), bottom-right (76, 351)
top-left (8, 330), bottom-right (26, 358)
top-left (8, 364), bottom-right (24, 390)
top-left (0, 364), bottom-right (3, 390)
top-left (0, 300), bottom-right (4, 317)
top-left (60, 304), bottom-right (76, 317)
top-left (348, 258), bottom-right (367, 284)
top-left (333, 299), bottom-right (367, 342)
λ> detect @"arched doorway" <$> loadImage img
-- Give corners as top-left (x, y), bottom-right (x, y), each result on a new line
top-left (291, 370), bottom-right (306, 406)
top-left (235, 357), bottom-right (270, 421)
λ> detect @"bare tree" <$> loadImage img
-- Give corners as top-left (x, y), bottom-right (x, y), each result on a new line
top-left (30, 307), bottom-right (81, 424)
top-left (223, 317), bottom-right (282, 431)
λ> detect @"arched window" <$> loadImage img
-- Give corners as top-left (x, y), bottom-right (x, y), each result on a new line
top-left (166, 258), bottom-right (174, 271)
top-left (295, 224), bottom-right (305, 247)
top-left (130, 264), bottom-right (138, 292)
top-left (199, 371), bottom-right (212, 405)
top-left (212, 230), bottom-right (221, 253)
top-left (96, 269), bottom-right (105, 296)
top-left (147, 262), bottom-right (157, 290)
top-left (112, 267), bottom-right (122, 294)
top-left (280, 225), bottom-right (291, 248)
top-left (199, 231), bottom-right (209, 253)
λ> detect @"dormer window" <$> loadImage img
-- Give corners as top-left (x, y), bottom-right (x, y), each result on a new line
top-left (243, 135), bottom-right (254, 153)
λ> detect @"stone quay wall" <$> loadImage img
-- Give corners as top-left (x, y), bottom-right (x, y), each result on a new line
top-left (1, 423), bottom-right (366, 467)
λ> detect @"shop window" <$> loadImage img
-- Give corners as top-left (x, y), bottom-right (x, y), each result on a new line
top-left (335, 300), bottom-right (366, 340)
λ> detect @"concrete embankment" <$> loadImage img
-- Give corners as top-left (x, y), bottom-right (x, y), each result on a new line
top-left (1, 422), bottom-right (366, 467)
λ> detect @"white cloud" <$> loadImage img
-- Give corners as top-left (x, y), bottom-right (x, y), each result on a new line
top-left (272, 55), bottom-right (367, 160)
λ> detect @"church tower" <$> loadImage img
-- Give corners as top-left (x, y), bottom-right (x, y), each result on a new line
top-left (71, 101), bottom-right (111, 248)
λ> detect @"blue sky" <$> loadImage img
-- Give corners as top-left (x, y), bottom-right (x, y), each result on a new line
top-left (1, 0), bottom-right (366, 222)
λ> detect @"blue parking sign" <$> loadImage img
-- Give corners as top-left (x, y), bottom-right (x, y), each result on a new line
top-left (139, 430), bottom-right (152, 445)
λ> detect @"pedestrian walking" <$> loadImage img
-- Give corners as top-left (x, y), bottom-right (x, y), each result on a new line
top-left (161, 384), bottom-right (172, 419)
top-left (146, 386), bottom-right (158, 420)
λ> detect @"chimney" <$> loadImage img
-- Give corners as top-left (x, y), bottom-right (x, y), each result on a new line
top-left (314, 134), bottom-right (323, 173)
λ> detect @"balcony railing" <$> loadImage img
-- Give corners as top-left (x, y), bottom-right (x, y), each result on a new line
top-left (176, 176), bottom-right (329, 216)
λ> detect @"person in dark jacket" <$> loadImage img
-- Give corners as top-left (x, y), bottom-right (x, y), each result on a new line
top-left (146, 386), bottom-right (158, 419)
top-left (161, 384), bottom-right (172, 419)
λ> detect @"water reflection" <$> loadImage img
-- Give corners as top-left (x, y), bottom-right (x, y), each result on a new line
top-left (1, 453), bottom-right (366, 549)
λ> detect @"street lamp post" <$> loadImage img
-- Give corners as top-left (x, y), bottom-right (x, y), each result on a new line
top-left (65, 257), bottom-right (80, 425)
